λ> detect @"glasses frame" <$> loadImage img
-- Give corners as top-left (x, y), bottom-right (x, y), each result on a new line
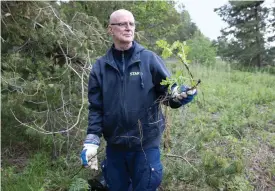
top-left (110, 22), bottom-right (136, 28)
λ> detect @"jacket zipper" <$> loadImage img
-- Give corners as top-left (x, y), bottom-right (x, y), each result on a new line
top-left (121, 52), bottom-right (130, 147)
top-left (106, 57), bottom-right (141, 148)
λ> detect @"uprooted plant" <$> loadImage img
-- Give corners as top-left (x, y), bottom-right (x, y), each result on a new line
top-left (156, 40), bottom-right (201, 153)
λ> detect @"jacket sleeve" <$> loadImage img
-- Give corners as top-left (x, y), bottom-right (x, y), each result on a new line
top-left (151, 54), bottom-right (182, 109)
top-left (87, 62), bottom-right (103, 137)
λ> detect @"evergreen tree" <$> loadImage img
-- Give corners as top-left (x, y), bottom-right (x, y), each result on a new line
top-left (177, 10), bottom-right (198, 42)
top-left (1, 1), bottom-right (108, 157)
top-left (215, 1), bottom-right (272, 67)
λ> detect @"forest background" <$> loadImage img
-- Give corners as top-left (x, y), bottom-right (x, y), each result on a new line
top-left (1, 1), bottom-right (275, 190)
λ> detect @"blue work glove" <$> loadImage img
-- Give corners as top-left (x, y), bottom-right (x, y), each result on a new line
top-left (80, 134), bottom-right (100, 170)
top-left (81, 143), bottom-right (99, 170)
top-left (172, 85), bottom-right (197, 105)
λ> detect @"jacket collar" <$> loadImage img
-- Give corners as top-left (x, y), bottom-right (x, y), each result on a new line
top-left (104, 41), bottom-right (144, 69)
top-left (111, 43), bottom-right (135, 62)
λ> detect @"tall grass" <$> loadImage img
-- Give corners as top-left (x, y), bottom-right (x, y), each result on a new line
top-left (162, 60), bottom-right (275, 190)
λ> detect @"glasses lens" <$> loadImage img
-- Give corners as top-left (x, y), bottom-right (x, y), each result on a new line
top-left (111, 22), bottom-right (135, 27)
top-left (121, 22), bottom-right (135, 27)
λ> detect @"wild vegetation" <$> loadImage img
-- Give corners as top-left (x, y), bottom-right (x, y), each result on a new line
top-left (162, 60), bottom-right (275, 191)
top-left (1, 1), bottom-right (274, 191)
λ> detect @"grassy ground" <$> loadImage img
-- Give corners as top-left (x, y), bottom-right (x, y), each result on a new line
top-left (2, 61), bottom-right (275, 191)
top-left (161, 61), bottom-right (275, 190)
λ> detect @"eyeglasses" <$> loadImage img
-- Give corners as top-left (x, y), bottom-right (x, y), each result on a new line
top-left (110, 22), bottom-right (135, 28)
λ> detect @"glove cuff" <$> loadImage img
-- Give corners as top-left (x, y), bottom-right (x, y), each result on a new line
top-left (83, 144), bottom-right (99, 149)
top-left (84, 134), bottom-right (100, 146)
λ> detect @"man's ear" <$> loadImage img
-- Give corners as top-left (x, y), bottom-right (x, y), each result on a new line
top-left (108, 25), bottom-right (113, 35)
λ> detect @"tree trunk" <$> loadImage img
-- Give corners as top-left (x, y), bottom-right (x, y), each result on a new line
top-left (255, 4), bottom-right (262, 67)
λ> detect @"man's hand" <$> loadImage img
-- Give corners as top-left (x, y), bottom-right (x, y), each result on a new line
top-left (81, 143), bottom-right (99, 170)
top-left (172, 85), bottom-right (197, 105)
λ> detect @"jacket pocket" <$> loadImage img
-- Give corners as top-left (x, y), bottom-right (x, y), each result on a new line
top-left (147, 163), bottom-right (163, 190)
top-left (103, 112), bottom-right (118, 138)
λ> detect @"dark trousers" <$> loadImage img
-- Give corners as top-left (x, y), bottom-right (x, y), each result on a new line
top-left (101, 147), bottom-right (163, 191)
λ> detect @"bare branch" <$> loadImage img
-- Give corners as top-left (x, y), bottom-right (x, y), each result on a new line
top-left (57, 41), bottom-right (89, 86)
top-left (46, 3), bottom-right (80, 42)
top-left (4, 2), bottom-right (18, 24)
top-left (183, 145), bottom-right (196, 156)
top-left (33, 8), bottom-right (44, 29)
top-left (11, 71), bottom-right (85, 135)
top-left (11, 109), bottom-right (52, 134)
top-left (163, 153), bottom-right (198, 172)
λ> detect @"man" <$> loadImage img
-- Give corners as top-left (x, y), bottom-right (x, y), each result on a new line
top-left (81, 9), bottom-right (197, 191)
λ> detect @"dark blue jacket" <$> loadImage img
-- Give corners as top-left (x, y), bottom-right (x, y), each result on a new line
top-left (87, 41), bottom-right (181, 150)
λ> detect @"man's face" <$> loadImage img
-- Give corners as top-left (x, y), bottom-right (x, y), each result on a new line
top-left (109, 13), bottom-right (135, 44)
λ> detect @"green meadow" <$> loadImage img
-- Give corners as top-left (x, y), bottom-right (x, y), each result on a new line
top-left (2, 60), bottom-right (275, 191)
